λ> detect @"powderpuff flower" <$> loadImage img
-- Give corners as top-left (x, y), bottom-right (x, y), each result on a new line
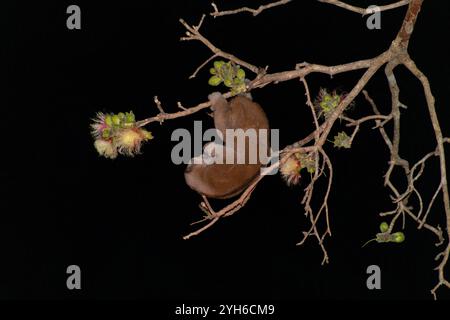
top-left (280, 156), bottom-right (302, 186)
top-left (116, 128), bottom-right (153, 157)
top-left (90, 111), bottom-right (153, 159)
top-left (94, 139), bottom-right (118, 159)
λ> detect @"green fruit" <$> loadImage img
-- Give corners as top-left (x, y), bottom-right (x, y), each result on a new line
top-left (379, 222), bottom-right (389, 233)
top-left (208, 76), bottom-right (222, 86)
top-left (392, 232), bottom-right (405, 243)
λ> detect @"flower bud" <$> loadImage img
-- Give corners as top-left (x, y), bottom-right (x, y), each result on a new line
top-left (379, 222), bottom-right (389, 233)
top-left (112, 114), bottom-right (121, 126)
top-left (236, 68), bottom-right (245, 79)
top-left (105, 115), bottom-right (113, 126)
top-left (392, 232), bottom-right (405, 243)
top-left (208, 76), bottom-right (222, 86)
top-left (214, 60), bottom-right (225, 70)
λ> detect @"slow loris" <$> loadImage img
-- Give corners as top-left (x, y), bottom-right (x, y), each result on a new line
top-left (184, 92), bottom-right (270, 199)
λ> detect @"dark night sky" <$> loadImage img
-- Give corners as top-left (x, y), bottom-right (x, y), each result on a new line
top-left (1, 0), bottom-right (450, 303)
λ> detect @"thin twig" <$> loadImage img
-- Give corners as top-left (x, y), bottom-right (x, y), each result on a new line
top-left (211, 0), bottom-right (292, 18)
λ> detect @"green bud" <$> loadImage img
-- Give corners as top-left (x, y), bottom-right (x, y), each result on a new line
top-left (102, 128), bottom-right (111, 139)
top-left (208, 76), bottom-right (222, 86)
top-left (379, 222), bottom-right (389, 233)
top-left (392, 232), bottom-right (405, 243)
top-left (209, 68), bottom-right (217, 75)
top-left (112, 114), bottom-right (121, 126)
top-left (105, 115), bottom-right (113, 126)
top-left (320, 101), bottom-right (329, 112)
top-left (333, 131), bottom-right (351, 149)
top-left (233, 76), bottom-right (243, 84)
top-left (214, 61), bottom-right (225, 70)
top-left (125, 111), bottom-right (135, 124)
top-left (224, 78), bottom-right (233, 87)
top-left (236, 68), bottom-right (245, 79)
top-left (118, 112), bottom-right (125, 120)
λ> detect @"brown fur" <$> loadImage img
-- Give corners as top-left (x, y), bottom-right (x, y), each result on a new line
top-left (185, 93), bottom-right (270, 199)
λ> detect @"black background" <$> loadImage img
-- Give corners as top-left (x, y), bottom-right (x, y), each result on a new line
top-left (1, 0), bottom-right (450, 302)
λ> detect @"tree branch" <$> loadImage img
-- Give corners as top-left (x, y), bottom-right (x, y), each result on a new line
top-left (318, 0), bottom-right (410, 15)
